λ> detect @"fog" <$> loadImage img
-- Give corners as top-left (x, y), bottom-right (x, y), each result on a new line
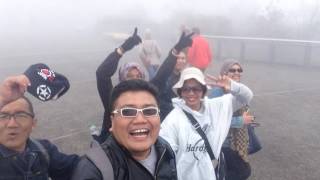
top-left (1, 1), bottom-right (320, 180)
top-left (1, 0), bottom-right (320, 58)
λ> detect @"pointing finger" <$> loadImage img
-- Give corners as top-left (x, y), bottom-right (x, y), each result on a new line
top-left (133, 27), bottom-right (138, 36)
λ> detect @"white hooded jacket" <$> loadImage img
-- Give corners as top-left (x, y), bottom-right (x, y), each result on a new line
top-left (160, 80), bottom-right (253, 180)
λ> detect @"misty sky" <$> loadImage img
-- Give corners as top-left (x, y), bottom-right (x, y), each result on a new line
top-left (0, 0), bottom-right (318, 35)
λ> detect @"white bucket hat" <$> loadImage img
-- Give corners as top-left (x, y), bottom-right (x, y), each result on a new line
top-left (173, 67), bottom-right (206, 89)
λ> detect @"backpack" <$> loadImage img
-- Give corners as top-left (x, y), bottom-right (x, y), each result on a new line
top-left (86, 139), bottom-right (114, 180)
top-left (30, 138), bottom-right (50, 165)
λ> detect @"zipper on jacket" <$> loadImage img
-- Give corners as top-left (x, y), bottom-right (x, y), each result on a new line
top-left (154, 148), bottom-right (166, 180)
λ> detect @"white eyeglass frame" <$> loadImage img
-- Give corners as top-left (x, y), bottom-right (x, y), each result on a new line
top-left (112, 107), bottom-right (160, 118)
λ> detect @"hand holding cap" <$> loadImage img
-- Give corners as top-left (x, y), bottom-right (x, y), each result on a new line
top-left (24, 63), bottom-right (70, 101)
top-left (0, 75), bottom-right (30, 108)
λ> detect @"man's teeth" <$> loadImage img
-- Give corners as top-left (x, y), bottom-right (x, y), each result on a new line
top-left (132, 129), bottom-right (149, 133)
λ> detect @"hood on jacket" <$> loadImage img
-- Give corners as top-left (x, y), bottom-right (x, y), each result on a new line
top-left (118, 62), bottom-right (146, 82)
top-left (220, 59), bottom-right (242, 76)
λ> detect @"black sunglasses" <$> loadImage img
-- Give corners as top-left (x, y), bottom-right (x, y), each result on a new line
top-left (181, 86), bottom-right (203, 93)
top-left (112, 107), bottom-right (159, 118)
top-left (228, 68), bottom-right (243, 73)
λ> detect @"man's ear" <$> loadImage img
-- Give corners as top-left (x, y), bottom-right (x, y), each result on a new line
top-left (109, 115), bottom-right (114, 132)
top-left (32, 118), bottom-right (37, 129)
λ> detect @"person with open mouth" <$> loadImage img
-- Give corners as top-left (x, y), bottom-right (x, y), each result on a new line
top-left (72, 79), bottom-right (178, 180)
top-left (160, 67), bottom-right (253, 180)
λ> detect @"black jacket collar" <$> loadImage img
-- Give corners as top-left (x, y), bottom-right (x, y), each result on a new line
top-left (0, 139), bottom-right (42, 158)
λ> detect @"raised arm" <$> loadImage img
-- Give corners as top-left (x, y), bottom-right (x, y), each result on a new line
top-left (96, 28), bottom-right (142, 110)
top-left (229, 80), bottom-right (253, 111)
top-left (150, 51), bottom-right (177, 88)
top-left (96, 50), bottom-right (122, 110)
top-left (151, 32), bottom-right (193, 89)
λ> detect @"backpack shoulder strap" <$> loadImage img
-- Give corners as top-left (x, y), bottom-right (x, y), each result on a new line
top-left (87, 140), bottom-right (114, 180)
top-left (30, 138), bottom-right (50, 165)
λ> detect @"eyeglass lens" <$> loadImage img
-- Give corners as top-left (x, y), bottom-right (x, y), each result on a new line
top-left (121, 107), bottom-right (158, 117)
top-left (229, 68), bottom-right (243, 73)
top-left (0, 112), bottom-right (33, 122)
top-left (181, 86), bottom-right (202, 93)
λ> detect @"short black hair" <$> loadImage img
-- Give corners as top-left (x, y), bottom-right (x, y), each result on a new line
top-left (109, 79), bottom-right (159, 111)
top-left (1, 96), bottom-right (35, 116)
top-left (21, 96), bottom-right (35, 115)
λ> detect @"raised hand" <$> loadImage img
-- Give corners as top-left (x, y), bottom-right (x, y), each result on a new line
top-left (174, 32), bottom-right (194, 52)
top-left (0, 75), bottom-right (30, 108)
top-left (205, 74), bottom-right (231, 92)
top-left (243, 111), bottom-right (254, 125)
top-left (120, 27), bottom-right (142, 53)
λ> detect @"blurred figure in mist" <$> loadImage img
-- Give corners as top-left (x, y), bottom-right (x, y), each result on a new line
top-left (139, 29), bottom-right (161, 79)
top-left (187, 27), bottom-right (212, 72)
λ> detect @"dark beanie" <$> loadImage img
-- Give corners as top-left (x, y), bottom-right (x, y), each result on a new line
top-left (24, 63), bottom-right (70, 101)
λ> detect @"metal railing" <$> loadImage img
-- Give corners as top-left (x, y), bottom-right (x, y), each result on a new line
top-left (204, 35), bottom-right (320, 67)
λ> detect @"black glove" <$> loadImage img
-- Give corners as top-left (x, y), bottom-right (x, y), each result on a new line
top-left (174, 32), bottom-right (194, 52)
top-left (120, 27), bottom-right (142, 53)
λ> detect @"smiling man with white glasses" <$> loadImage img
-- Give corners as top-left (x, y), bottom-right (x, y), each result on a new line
top-left (0, 74), bottom-right (79, 180)
top-left (72, 79), bottom-right (177, 180)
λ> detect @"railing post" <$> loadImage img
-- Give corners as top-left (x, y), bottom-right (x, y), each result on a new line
top-left (304, 43), bottom-right (312, 66)
top-left (240, 41), bottom-right (246, 62)
top-left (204, 35), bottom-right (320, 66)
top-left (269, 42), bottom-right (275, 64)
top-left (215, 39), bottom-right (221, 61)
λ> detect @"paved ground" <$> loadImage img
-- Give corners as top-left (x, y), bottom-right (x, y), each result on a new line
top-left (0, 47), bottom-right (319, 180)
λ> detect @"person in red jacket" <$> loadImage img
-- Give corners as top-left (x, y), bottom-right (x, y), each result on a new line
top-left (187, 27), bottom-right (213, 71)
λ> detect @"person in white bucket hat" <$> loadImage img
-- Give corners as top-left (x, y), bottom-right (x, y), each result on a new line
top-left (160, 67), bottom-right (253, 180)
top-left (173, 67), bottom-right (207, 89)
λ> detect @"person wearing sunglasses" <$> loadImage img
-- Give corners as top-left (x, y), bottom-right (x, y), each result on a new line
top-left (96, 28), bottom-right (193, 143)
top-left (72, 79), bottom-right (178, 180)
top-left (160, 67), bottom-right (253, 180)
top-left (0, 75), bottom-right (79, 180)
top-left (208, 60), bottom-right (255, 180)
